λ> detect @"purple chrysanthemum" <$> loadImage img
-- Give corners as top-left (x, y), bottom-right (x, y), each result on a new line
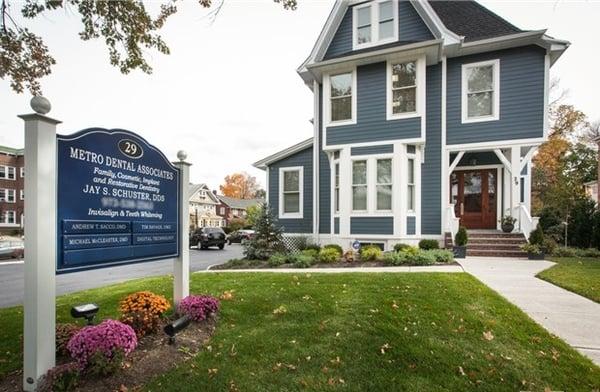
top-left (177, 295), bottom-right (220, 322)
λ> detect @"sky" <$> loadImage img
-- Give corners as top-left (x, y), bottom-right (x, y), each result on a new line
top-left (1, 0), bottom-right (599, 191)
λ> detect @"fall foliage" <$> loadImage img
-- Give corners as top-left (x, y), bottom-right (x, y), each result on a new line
top-left (220, 172), bottom-right (263, 199)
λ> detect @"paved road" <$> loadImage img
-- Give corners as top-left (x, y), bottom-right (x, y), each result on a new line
top-left (0, 244), bottom-right (242, 308)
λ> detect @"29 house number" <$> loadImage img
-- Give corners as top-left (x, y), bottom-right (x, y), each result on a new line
top-left (118, 139), bottom-right (143, 159)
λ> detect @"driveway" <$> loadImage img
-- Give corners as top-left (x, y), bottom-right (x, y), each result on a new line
top-left (0, 244), bottom-right (242, 308)
top-left (460, 257), bottom-right (600, 366)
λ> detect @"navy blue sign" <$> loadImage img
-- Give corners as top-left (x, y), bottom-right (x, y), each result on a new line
top-left (56, 128), bottom-right (180, 273)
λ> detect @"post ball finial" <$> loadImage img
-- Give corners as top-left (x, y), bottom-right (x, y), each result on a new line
top-left (30, 96), bottom-right (51, 115)
top-left (177, 150), bottom-right (187, 162)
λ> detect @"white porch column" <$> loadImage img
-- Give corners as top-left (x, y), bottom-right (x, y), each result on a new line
top-left (510, 146), bottom-right (521, 219)
top-left (173, 153), bottom-right (191, 305)
top-left (19, 102), bottom-right (60, 391)
top-left (339, 147), bottom-right (352, 238)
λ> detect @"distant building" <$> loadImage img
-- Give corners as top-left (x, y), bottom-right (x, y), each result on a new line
top-left (0, 145), bottom-right (24, 233)
top-left (188, 184), bottom-right (225, 229)
top-left (216, 195), bottom-right (264, 226)
top-left (585, 180), bottom-right (598, 205)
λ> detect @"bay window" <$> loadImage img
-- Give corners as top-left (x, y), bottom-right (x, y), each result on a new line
top-left (352, 160), bottom-right (368, 211)
top-left (462, 59), bottom-right (500, 123)
top-left (353, 0), bottom-right (397, 50)
top-left (376, 159), bottom-right (392, 211)
top-left (279, 167), bottom-right (303, 218)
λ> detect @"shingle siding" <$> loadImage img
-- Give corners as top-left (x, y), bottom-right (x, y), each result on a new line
top-left (350, 217), bottom-right (394, 235)
top-left (326, 62), bottom-right (421, 146)
top-left (421, 64), bottom-right (442, 235)
top-left (324, 1), bottom-right (434, 60)
top-left (446, 46), bottom-right (546, 145)
top-left (268, 147), bottom-right (313, 234)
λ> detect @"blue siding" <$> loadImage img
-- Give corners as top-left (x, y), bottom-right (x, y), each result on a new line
top-left (351, 144), bottom-right (393, 155)
top-left (421, 64), bottom-right (442, 235)
top-left (334, 217), bottom-right (340, 234)
top-left (447, 46), bottom-right (546, 145)
top-left (268, 147), bottom-right (313, 234)
top-left (350, 217), bottom-right (394, 235)
top-left (406, 216), bottom-right (416, 235)
top-left (319, 86), bottom-right (331, 234)
top-left (406, 145), bottom-right (416, 154)
top-left (326, 62), bottom-right (421, 146)
top-left (454, 151), bottom-right (501, 167)
top-left (324, 1), bottom-right (434, 60)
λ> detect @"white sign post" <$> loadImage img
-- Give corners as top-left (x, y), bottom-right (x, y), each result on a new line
top-left (173, 151), bottom-right (191, 304)
top-left (19, 98), bottom-right (60, 391)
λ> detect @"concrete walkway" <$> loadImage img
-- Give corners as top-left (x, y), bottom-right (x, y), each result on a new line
top-left (203, 265), bottom-right (464, 273)
top-left (460, 257), bottom-right (600, 366)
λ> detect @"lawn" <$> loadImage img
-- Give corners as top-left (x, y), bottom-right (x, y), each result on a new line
top-left (538, 257), bottom-right (600, 303)
top-left (1, 272), bottom-right (599, 391)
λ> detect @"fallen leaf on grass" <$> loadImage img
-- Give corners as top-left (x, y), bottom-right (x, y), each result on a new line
top-left (220, 291), bottom-right (235, 300)
top-left (391, 301), bottom-right (399, 310)
top-left (273, 305), bottom-right (287, 315)
top-left (208, 368), bottom-right (219, 377)
top-left (458, 366), bottom-right (466, 376)
top-left (483, 331), bottom-right (494, 341)
top-left (380, 343), bottom-right (391, 354)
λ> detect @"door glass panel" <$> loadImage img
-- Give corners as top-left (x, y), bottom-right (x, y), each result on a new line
top-left (488, 171), bottom-right (496, 214)
top-left (450, 173), bottom-right (459, 215)
top-left (463, 172), bottom-right (482, 213)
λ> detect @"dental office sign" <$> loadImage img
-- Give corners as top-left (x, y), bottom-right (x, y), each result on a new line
top-left (56, 128), bottom-right (180, 273)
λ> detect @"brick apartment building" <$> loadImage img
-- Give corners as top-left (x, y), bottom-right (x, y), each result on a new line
top-left (0, 145), bottom-right (24, 234)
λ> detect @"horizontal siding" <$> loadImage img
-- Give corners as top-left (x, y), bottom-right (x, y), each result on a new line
top-left (447, 46), bottom-right (546, 145)
top-left (351, 144), bottom-right (393, 155)
top-left (319, 86), bottom-right (331, 234)
top-left (407, 216), bottom-right (416, 235)
top-left (326, 62), bottom-right (421, 146)
top-left (334, 217), bottom-right (340, 234)
top-left (350, 217), bottom-right (394, 235)
top-left (324, 1), bottom-right (433, 60)
top-left (268, 146), bottom-right (313, 234)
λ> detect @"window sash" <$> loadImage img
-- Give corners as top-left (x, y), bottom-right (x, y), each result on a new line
top-left (407, 158), bottom-right (415, 211)
top-left (334, 163), bottom-right (340, 213)
top-left (391, 62), bottom-right (417, 115)
top-left (352, 160), bottom-right (368, 211)
top-left (281, 169), bottom-right (302, 216)
top-left (329, 72), bottom-right (353, 123)
top-left (376, 159), bottom-right (392, 211)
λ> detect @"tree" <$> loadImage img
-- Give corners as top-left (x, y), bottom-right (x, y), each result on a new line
top-left (245, 203), bottom-right (263, 228)
top-left (242, 204), bottom-right (285, 260)
top-left (220, 172), bottom-right (261, 199)
top-left (1, 0), bottom-right (297, 95)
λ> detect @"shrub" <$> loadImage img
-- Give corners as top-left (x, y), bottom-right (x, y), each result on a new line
top-left (323, 244), bottom-right (343, 255)
top-left (360, 245), bottom-right (383, 261)
top-left (529, 226), bottom-right (544, 246)
top-left (304, 243), bottom-right (321, 252)
top-left (293, 254), bottom-right (316, 268)
top-left (268, 252), bottom-right (288, 267)
top-left (521, 243), bottom-right (542, 254)
top-left (393, 243), bottom-right (411, 252)
top-left (177, 295), bottom-right (220, 322)
top-left (410, 250), bottom-right (438, 266)
top-left (38, 363), bottom-right (79, 392)
top-left (418, 239), bottom-right (439, 250)
top-left (119, 291), bottom-right (171, 337)
top-left (301, 249), bottom-right (319, 259)
top-left (295, 236), bottom-right (310, 251)
top-left (318, 247), bottom-right (341, 263)
top-left (568, 198), bottom-right (596, 248)
top-left (542, 238), bottom-right (557, 255)
top-left (382, 251), bottom-right (408, 266)
top-left (576, 248), bottom-right (600, 258)
top-left (427, 249), bottom-right (454, 263)
top-left (56, 323), bottom-right (81, 357)
top-left (243, 204), bottom-right (286, 260)
top-left (455, 226), bottom-right (468, 246)
top-left (67, 319), bottom-right (137, 371)
top-left (552, 246), bottom-right (577, 257)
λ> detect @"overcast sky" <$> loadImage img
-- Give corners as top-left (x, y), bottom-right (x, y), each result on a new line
top-left (1, 0), bottom-right (599, 191)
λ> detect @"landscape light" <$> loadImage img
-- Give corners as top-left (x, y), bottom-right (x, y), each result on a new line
top-left (164, 315), bottom-right (191, 344)
top-left (70, 303), bottom-right (99, 325)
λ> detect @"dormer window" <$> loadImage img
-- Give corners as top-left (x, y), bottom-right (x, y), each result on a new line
top-left (353, 0), bottom-right (398, 50)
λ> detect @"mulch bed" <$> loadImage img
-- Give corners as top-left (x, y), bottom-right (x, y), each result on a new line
top-left (0, 316), bottom-right (217, 392)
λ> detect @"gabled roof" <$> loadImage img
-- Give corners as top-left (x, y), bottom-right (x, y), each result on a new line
top-left (253, 138), bottom-right (313, 170)
top-left (217, 195), bottom-right (264, 209)
top-left (188, 183), bottom-right (220, 203)
top-left (427, 0), bottom-right (522, 42)
top-left (0, 145), bottom-right (24, 155)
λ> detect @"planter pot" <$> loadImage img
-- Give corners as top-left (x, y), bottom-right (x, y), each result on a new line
top-left (527, 252), bottom-right (545, 260)
top-left (453, 245), bottom-right (467, 259)
top-left (501, 223), bottom-right (514, 233)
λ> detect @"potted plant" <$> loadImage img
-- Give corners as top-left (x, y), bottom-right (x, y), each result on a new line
top-left (522, 226), bottom-right (545, 260)
top-left (499, 215), bottom-right (517, 233)
top-left (453, 226), bottom-right (468, 259)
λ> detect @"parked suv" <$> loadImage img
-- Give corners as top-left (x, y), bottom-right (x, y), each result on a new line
top-left (190, 227), bottom-right (227, 250)
top-left (227, 229), bottom-right (255, 245)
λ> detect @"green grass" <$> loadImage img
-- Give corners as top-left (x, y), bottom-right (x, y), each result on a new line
top-left (1, 273), bottom-right (599, 391)
top-left (539, 257), bottom-right (600, 303)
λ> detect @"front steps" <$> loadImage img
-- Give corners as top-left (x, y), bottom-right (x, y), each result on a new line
top-left (445, 230), bottom-right (528, 258)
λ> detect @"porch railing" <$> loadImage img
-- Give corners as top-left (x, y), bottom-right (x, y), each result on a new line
top-left (446, 204), bottom-right (461, 245)
top-left (514, 203), bottom-right (539, 241)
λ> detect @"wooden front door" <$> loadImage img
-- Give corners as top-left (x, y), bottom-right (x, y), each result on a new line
top-left (450, 169), bottom-right (497, 229)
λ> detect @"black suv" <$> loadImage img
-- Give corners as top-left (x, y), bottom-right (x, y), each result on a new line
top-left (190, 227), bottom-right (227, 250)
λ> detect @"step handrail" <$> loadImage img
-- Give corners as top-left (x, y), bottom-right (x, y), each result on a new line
top-left (446, 204), bottom-right (460, 245)
top-left (514, 203), bottom-right (539, 241)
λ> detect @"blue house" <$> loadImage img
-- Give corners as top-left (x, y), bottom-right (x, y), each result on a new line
top-left (254, 0), bottom-right (568, 254)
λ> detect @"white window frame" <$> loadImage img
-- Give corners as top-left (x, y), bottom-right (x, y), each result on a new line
top-left (376, 158), bottom-right (393, 212)
top-left (279, 166), bottom-right (304, 219)
top-left (20, 189), bottom-right (24, 201)
top-left (386, 55), bottom-right (426, 121)
top-left (461, 59), bottom-right (500, 124)
top-left (0, 166), bottom-right (16, 180)
top-left (407, 156), bottom-right (416, 213)
top-left (352, 0), bottom-right (398, 51)
top-left (351, 159), bottom-right (369, 213)
top-left (334, 161), bottom-right (340, 215)
top-left (323, 69), bottom-right (357, 127)
top-left (350, 154), bottom-right (395, 215)
top-left (20, 167), bottom-right (24, 178)
top-left (3, 210), bottom-right (15, 224)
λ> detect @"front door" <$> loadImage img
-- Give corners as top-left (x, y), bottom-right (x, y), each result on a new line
top-left (450, 169), bottom-right (497, 229)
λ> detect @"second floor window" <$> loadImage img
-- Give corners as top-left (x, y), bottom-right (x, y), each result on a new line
top-left (0, 189), bottom-right (15, 203)
top-left (0, 166), bottom-right (16, 180)
top-left (391, 61), bottom-right (417, 115)
top-left (352, 160), bottom-right (368, 211)
top-left (462, 59), bottom-right (500, 123)
top-left (330, 72), bottom-right (353, 123)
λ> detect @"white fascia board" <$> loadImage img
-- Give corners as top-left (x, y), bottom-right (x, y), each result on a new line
top-left (410, 0), bottom-right (462, 45)
top-left (253, 138), bottom-right (314, 170)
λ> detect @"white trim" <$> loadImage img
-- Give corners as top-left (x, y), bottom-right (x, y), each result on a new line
top-left (313, 80), bottom-right (321, 238)
top-left (446, 138), bottom-right (544, 152)
top-left (461, 59), bottom-right (500, 124)
top-left (0, 165), bottom-right (16, 181)
top-left (323, 137), bottom-right (425, 151)
top-left (440, 55), bottom-right (448, 234)
top-left (2, 210), bottom-right (16, 224)
top-left (386, 55), bottom-right (426, 122)
top-left (352, 0), bottom-right (399, 51)
top-left (543, 54), bottom-right (550, 139)
top-left (265, 167), bottom-right (270, 205)
top-left (448, 151), bottom-right (465, 173)
top-left (279, 166), bottom-right (304, 219)
top-left (253, 138), bottom-right (313, 169)
top-left (20, 167), bottom-right (24, 178)
top-left (520, 146), bottom-right (537, 172)
top-left (323, 68), bottom-right (357, 128)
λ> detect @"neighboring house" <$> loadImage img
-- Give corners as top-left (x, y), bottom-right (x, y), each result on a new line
top-left (585, 181), bottom-right (598, 205)
top-left (254, 0), bottom-right (568, 251)
top-left (216, 195), bottom-right (264, 226)
top-left (188, 184), bottom-right (225, 229)
top-left (0, 145), bottom-right (24, 234)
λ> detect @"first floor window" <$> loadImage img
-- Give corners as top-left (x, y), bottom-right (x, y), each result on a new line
top-left (0, 189), bottom-right (14, 202)
top-left (4, 211), bottom-right (15, 224)
top-left (330, 72), bottom-right (353, 122)
top-left (352, 160), bottom-right (368, 211)
top-left (376, 159), bottom-right (392, 210)
top-left (391, 61), bottom-right (417, 115)
top-left (281, 168), bottom-right (302, 217)
top-left (463, 60), bottom-right (499, 121)
top-left (334, 162), bottom-right (340, 213)
top-left (407, 158), bottom-right (415, 211)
